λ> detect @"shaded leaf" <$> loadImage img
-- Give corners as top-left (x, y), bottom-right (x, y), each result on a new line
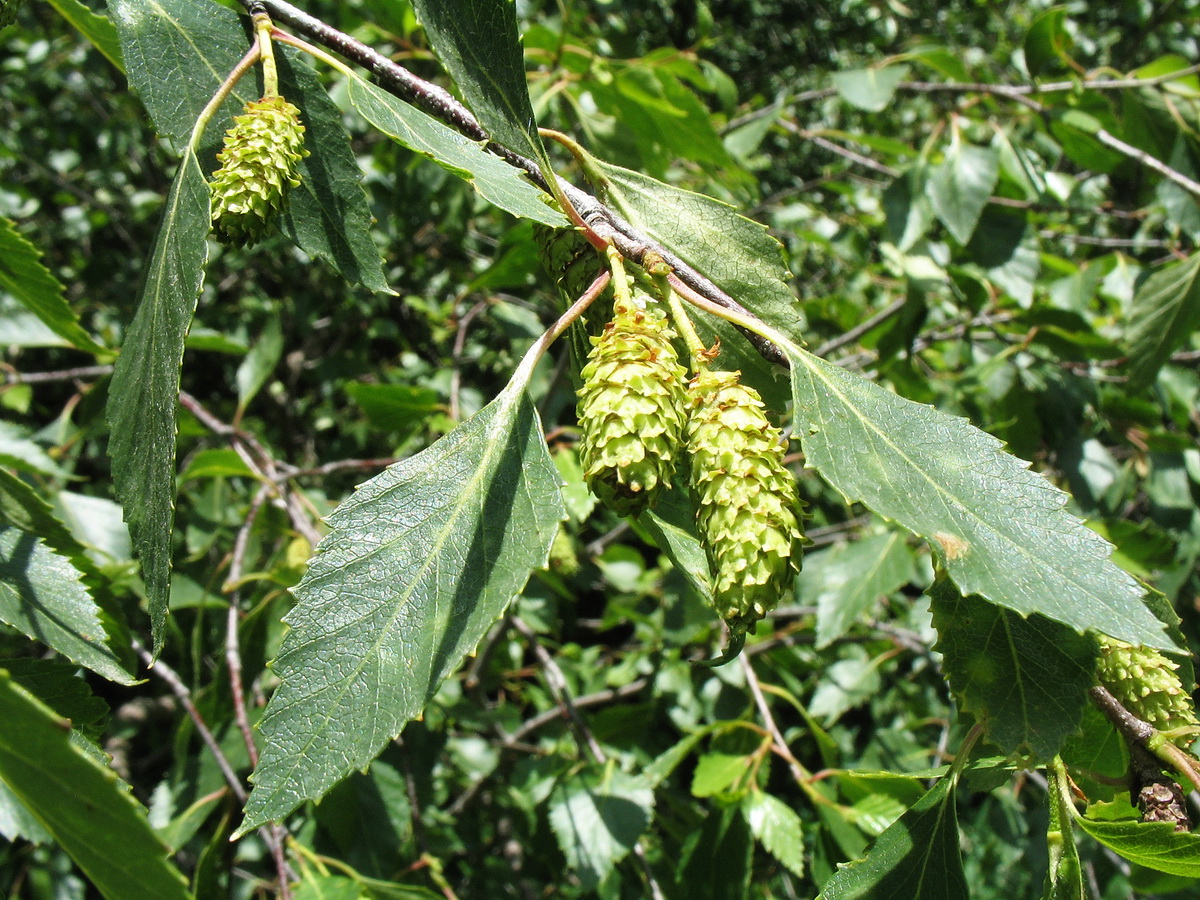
top-left (788, 347), bottom-right (1172, 650)
top-left (238, 375), bottom-right (565, 835)
top-left (831, 66), bottom-right (908, 113)
top-left (1125, 253), bottom-right (1200, 388)
top-left (547, 769), bottom-right (654, 890)
top-left (1074, 801), bottom-right (1200, 877)
top-left (0, 470), bottom-right (134, 685)
top-left (107, 149), bottom-right (209, 658)
top-left (0, 669), bottom-right (193, 900)
top-left (926, 133), bottom-right (998, 245)
top-left (800, 531), bottom-right (915, 649)
top-left (678, 803), bottom-right (753, 900)
top-left (744, 792), bottom-right (805, 879)
top-left (235, 313), bottom-right (282, 414)
top-left (0, 217), bottom-right (107, 354)
top-left (928, 578), bottom-right (1097, 761)
top-left (410, 0), bottom-right (551, 174)
top-left (274, 51), bottom-right (391, 294)
top-left (346, 78), bottom-right (566, 227)
top-left (820, 775), bottom-right (966, 900)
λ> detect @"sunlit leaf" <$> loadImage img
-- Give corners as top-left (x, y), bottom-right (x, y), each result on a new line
top-left (238, 373), bottom-right (564, 834)
top-left (788, 347), bottom-right (1172, 650)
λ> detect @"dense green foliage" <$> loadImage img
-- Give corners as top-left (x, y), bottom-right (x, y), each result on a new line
top-left (3, 1), bottom-right (1200, 898)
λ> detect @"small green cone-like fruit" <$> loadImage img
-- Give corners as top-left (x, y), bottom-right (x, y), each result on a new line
top-left (576, 290), bottom-right (687, 515)
top-left (209, 96), bottom-right (307, 246)
top-left (1097, 637), bottom-right (1199, 744)
top-left (0, 0), bottom-right (23, 28)
top-left (686, 368), bottom-right (804, 641)
top-left (534, 224), bottom-right (609, 307)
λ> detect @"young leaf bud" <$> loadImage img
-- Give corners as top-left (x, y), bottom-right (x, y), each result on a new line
top-left (576, 289), bottom-right (688, 515)
top-left (208, 96), bottom-right (307, 246)
top-left (686, 368), bottom-right (804, 639)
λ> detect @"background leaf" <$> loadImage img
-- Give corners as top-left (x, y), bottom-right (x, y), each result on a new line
top-left (238, 377), bottom-right (565, 834)
top-left (820, 775), bottom-right (966, 900)
top-left (0, 470), bottom-right (134, 684)
top-left (106, 150), bottom-right (209, 657)
top-left (1124, 253), bottom-right (1200, 388)
top-left (831, 66), bottom-right (908, 113)
top-left (744, 791), bottom-right (806, 879)
top-left (801, 531), bottom-right (915, 648)
top-left (0, 217), bottom-right (107, 354)
top-left (547, 769), bottom-right (654, 889)
top-left (926, 133), bottom-right (998, 245)
top-left (0, 669), bottom-right (193, 900)
top-left (929, 578), bottom-right (1097, 761)
top-left (788, 347), bottom-right (1171, 650)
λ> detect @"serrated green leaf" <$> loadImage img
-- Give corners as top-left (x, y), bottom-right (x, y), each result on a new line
top-left (820, 775), bottom-right (965, 900)
top-left (547, 769), bottom-right (654, 890)
top-left (47, 0), bottom-right (124, 71)
top-left (801, 531), bottom-right (915, 649)
top-left (345, 77), bottom-right (566, 227)
top-left (1, 656), bottom-right (109, 737)
top-left (592, 159), bottom-right (797, 404)
top-left (788, 347), bottom-right (1172, 650)
top-left (107, 149), bottom-right (209, 658)
top-left (237, 376), bottom-right (565, 835)
top-left (0, 217), bottom-right (107, 354)
top-left (0, 471), bottom-right (135, 685)
top-left (831, 66), bottom-right (908, 113)
top-left (744, 792), bottom-right (805, 879)
top-left (928, 579), bottom-right (1096, 762)
top-left (0, 669), bottom-right (193, 900)
top-left (110, 0), bottom-right (389, 292)
top-left (410, 0), bottom-right (551, 175)
top-left (926, 133), bottom-right (998, 245)
top-left (1074, 801), bottom-right (1200, 877)
top-left (1125, 253), bottom-right (1200, 388)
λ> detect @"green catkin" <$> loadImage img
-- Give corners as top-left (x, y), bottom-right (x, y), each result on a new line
top-left (1097, 637), bottom-right (1199, 744)
top-left (686, 368), bottom-right (804, 640)
top-left (208, 96), bottom-right (307, 246)
top-left (575, 289), bottom-right (688, 515)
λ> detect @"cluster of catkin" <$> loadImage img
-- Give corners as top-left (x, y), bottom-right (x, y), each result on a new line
top-left (547, 241), bottom-right (805, 648)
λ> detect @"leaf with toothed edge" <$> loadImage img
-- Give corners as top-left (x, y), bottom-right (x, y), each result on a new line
top-left (787, 345), bottom-right (1174, 651)
top-left (236, 373), bottom-right (565, 836)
